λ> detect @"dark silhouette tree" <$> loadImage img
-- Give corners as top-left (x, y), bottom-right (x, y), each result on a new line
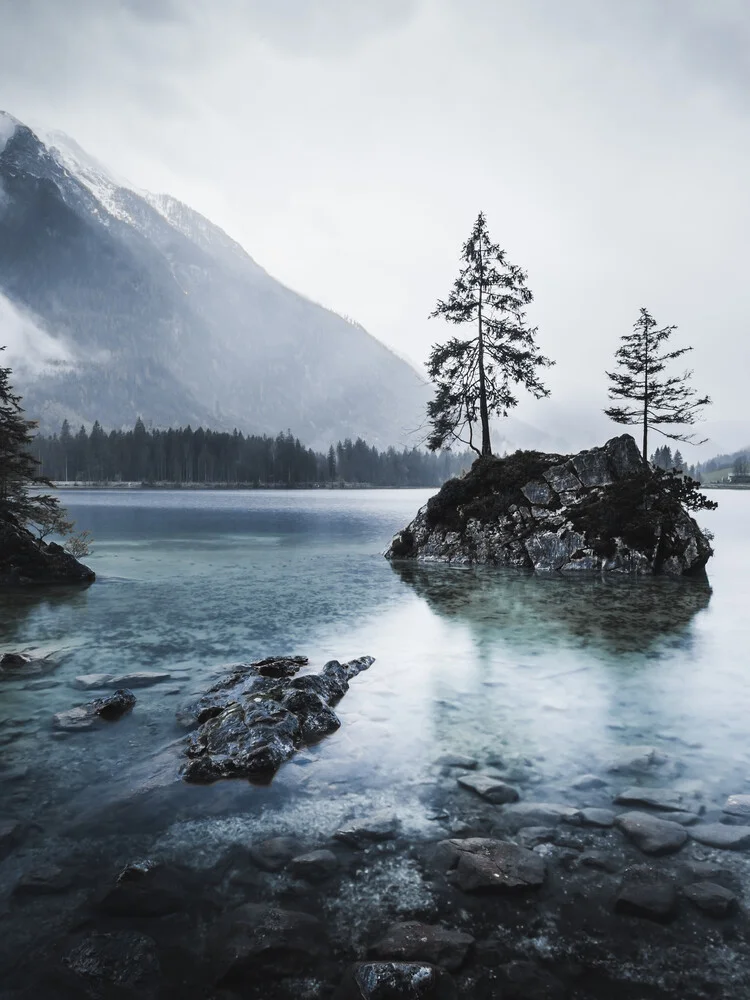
top-left (426, 212), bottom-right (553, 456)
top-left (0, 347), bottom-right (62, 530)
top-left (605, 307), bottom-right (711, 464)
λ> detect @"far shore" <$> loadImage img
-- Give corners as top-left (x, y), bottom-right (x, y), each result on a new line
top-left (50, 481), bottom-right (431, 492)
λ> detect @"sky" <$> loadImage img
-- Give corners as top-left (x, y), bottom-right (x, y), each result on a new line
top-left (1, 0), bottom-right (749, 456)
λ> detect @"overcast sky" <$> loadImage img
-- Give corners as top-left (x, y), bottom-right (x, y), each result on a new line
top-left (2, 0), bottom-right (749, 454)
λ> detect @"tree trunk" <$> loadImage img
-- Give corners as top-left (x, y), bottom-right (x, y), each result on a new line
top-left (643, 334), bottom-right (649, 465)
top-left (477, 243), bottom-right (492, 456)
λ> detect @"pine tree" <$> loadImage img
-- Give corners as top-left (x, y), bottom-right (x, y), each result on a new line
top-left (0, 347), bottom-right (60, 529)
top-left (605, 307), bottom-right (711, 463)
top-left (673, 449), bottom-right (684, 471)
top-left (426, 212), bottom-right (554, 455)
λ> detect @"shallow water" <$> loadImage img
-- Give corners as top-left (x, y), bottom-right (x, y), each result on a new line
top-left (0, 488), bottom-right (748, 873)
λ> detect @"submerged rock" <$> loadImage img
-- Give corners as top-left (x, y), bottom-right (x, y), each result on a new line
top-left (615, 811), bottom-right (688, 856)
top-left (456, 772), bottom-right (519, 804)
top-left (0, 651), bottom-right (57, 678)
top-left (73, 671), bottom-right (171, 690)
top-left (384, 435), bottom-right (712, 576)
top-left (53, 689), bottom-right (136, 731)
top-left (181, 655), bottom-right (374, 782)
top-left (683, 881), bottom-right (737, 917)
top-left (334, 961), bottom-right (458, 1000)
top-left (0, 518), bottom-right (95, 586)
top-left (614, 865), bottom-right (677, 923)
top-left (435, 837), bottom-right (546, 892)
top-left (370, 922), bottom-right (474, 972)
top-left (689, 824), bottom-right (750, 850)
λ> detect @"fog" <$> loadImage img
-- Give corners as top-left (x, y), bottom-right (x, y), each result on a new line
top-left (0, 292), bottom-right (74, 378)
top-left (1, 0), bottom-right (748, 455)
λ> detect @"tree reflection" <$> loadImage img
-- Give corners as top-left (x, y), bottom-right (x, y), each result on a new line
top-left (391, 562), bottom-right (711, 655)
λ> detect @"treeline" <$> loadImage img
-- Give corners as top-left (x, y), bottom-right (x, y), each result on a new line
top-left (32, 419), bottom-right (471, 488)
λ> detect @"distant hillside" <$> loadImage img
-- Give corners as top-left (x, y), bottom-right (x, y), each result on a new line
top-left (0, 111), bottom-right (429, 450)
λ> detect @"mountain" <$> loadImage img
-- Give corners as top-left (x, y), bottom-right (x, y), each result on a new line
top-left (0, 112), bottom-right (428, 449)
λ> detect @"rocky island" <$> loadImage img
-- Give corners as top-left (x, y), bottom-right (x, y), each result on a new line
top-left (386, 435), bottom-right (713, 576)
top-left (0, 518), bottom-right (95, 586)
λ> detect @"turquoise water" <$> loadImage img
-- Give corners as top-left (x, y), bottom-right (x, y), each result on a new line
top-left (0, 488), bottom-right (748, 867)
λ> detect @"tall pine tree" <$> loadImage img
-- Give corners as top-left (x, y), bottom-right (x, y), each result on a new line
top-left (605, 307), bottom-right (711, 463)
top-left (426, 212), bottom-right (553, 456)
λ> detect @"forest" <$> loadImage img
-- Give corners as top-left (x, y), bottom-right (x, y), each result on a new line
top-left (31, 419), bottom-right (471, 488)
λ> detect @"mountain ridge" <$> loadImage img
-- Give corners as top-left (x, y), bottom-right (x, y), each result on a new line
top-left (0, 111), bottom-right (430, 450)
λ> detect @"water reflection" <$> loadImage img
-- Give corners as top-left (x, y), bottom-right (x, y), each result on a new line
top-left (0, 585), bottom-right (92, 649)
top-left (392, 561), bottom-right (712, 655)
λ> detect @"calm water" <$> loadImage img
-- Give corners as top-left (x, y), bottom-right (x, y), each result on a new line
top-left (0, 488), bottom-right (748, 874)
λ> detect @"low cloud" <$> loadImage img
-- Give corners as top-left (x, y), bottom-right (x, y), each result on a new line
top-left (0, 292), bottom-right (74, 377)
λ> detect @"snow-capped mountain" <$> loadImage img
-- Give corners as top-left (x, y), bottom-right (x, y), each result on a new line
top-left (0, 111), bottom-right (429, 449)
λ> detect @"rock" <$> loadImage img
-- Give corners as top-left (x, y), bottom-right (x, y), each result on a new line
top-left (13, 864), bottom-right (72, 895)
top-left (0, 519), bottom-right (96, 586)
top-left (653, 810), bottom-right (700, 826)
top-left (181, 655), bottom-right (374, 781)
top-left (383, 435), bottom-right (712, 576)
top-left (579, 850), bottom-right (620, 873)
top-left (96, 860), bottom-right (201, 916)
top-left (615, 811), bottom-right (687, 856)
top-left (501, 802), bottom-right (582, 827)
top-left (73, 673), bottom-right (115, 690)
top-left (334, 962), bottom-right (458, 1000)
top-left (104, 671), bottom-right (172, 689)
top-left (435, 754), bottom-right (478, 770)
top-left (614, 866), bottom-right (677, 922)
top-left (516, 827), bottom-right (557, 849)
top-left (435, 838), bottom-right (545, 892)
top-left (723, 794), bottom-right (750, 818)
top-left (370, 922), bottom-right (474, 972)
top-left (335, 814), bottom-right (400, 847)
top-left (53, 689), bottom-right (136, 730)
top-left (62, 930), bottom-right (160, 999)
top-left (249, 836), bottom-right (304, 872)
top-left (606, 746), bottom-right (669, 774)
top-left (456, 772), bottom-right (519, 804)
top-left (183, 700), bottom-right (299, 781)
top-left (614, 786), bottom-right (693, 811)
top-left (571, 773), bottom-right (607, 791)
top-left (0, 818), bottom-right (21, 858)
top-left (0, 652), bottom-right (58, 678)
top-left (683, 881), bottom-right (737, 917)
top-left (289, 849), bottom-right (339, 881)
top-left (689, 823), bottom-right (750, 850)
top-left (580, 808), bottom-right (615, 827)
top-left (281, 688), bottom-right (341, 742)
top-left (497, 960), bottom-right (567, 1000)
top-left (218, 904), bottom-right (326, 982)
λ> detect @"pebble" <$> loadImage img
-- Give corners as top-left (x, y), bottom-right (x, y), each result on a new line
top-left (436, 754), bottom-right (478, 770)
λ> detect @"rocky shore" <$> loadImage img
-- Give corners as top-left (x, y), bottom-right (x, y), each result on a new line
top-left (0, 518), bottom-right (95, 586)
top-left (1, 656), bottom-right (750, 999)
top-left (386, 436), bottom-right (713, 576)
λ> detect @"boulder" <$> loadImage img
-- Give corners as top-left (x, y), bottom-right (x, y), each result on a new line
top-left (53, 689), bottom-right (136, 731)
top-left (0, 518), bottom-right (95, 586)
top-left (334, 962), bottom-right (458, 1000)
top-left (370, 922), bottom-right (474, 972)
top-left (615, 811), bottom-right (688, 856)
top-left (435, 837), bottom-right (545, 892)
top-left (384, 435), bottom-right (712, 576)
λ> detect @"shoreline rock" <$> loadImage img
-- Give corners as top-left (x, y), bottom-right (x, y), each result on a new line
top-left (385, 435), bottom-right (712, 576)
top-left (0, 518), bottom-right (95, 586)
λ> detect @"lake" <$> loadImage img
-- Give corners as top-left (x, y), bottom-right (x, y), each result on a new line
top-left (1, 488), bottom-right (749, 996)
